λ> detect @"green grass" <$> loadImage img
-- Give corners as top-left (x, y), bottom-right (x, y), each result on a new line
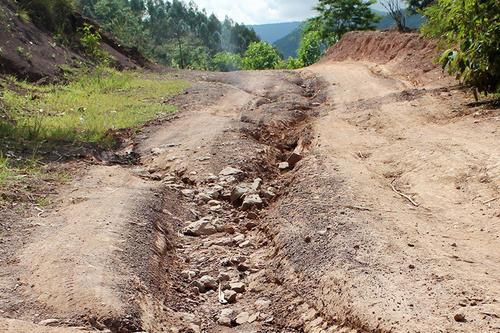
top-left (1, 67), bottom-right (188, 146)
top-left (0, 67), bottom-right (189, 205)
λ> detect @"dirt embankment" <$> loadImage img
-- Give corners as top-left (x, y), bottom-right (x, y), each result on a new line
top-left (0, 1), bottom-right (151, 81)
top-left (321, 31), bottom-right (454, 87)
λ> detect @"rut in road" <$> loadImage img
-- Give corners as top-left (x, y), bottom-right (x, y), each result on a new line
top-left (145, 70), bottom-right (364, 333)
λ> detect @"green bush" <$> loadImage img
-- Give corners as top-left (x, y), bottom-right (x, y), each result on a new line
top-left (422, 0), bottom-right (500, 94)
top-left (211, 52), bottom-right (242, 72)
top-left (242, 42), bottom-right (282, 70)
top-left (298, 31), bottom-right (324, 66)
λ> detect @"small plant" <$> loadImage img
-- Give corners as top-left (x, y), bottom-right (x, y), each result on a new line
top-left (211, 52), bottom-right (242, 72)
top-left (79, 23), bottom-right (108, 64)
top-left (16, 9), bottom-right (30, 22)
top-left (16, 46), bottom-right (32, 61)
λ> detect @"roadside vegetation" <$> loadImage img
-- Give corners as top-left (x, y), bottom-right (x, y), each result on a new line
top-left (422, 0), bottom-right (500, 95)
top-left (0, 67), bottom-right (188, 205)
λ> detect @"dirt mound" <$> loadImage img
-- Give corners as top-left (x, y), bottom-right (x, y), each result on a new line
top-left (0, 1), bottom-right (152, 81)
top-left (320, 31), bottom-right (453, 87)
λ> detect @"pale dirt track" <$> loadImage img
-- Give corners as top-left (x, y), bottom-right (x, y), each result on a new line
top-left (0, 59), bottom-right (498, 333)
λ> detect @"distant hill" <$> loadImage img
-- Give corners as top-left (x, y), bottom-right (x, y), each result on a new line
top-left (271, 11), bottom-right (425, 59)
top-left (273, 25), bottom-right (303, 58)
top-left (249, 22), bottom-right (301, 44)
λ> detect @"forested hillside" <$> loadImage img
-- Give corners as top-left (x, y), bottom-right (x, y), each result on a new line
top-left (76, 0), bottom-right (260, 69)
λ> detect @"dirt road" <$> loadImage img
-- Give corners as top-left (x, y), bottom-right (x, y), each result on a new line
top-left (1, 48), bottom-right (499, 332)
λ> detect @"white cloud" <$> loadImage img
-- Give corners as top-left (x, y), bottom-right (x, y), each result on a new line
top-left (189, 0), bottom-right (395, 25)
top-left (190, 0), bottom-right (318, 24)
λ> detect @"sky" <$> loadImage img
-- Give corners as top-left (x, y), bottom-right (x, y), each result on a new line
top-left (190, 0), bottom-right (389, 25)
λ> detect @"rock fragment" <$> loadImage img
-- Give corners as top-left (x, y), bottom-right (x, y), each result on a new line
top-left (224, 290), bottom-right (238, 303)
top-left (278, 162), bottom-right (290, 170)
top-left (230, 282), bottom-right (246, 293)
top-left (199, 275), bottom-right (218, 290)
top-left (241, 194), bottom-right (263, 210)
top-left (235, 312), bottom-right (250, 325)
top-left (218, 309), bottom-right (235, 327)
top-left (183, 218), bottom-right (217, 237)
top-left (219, 167), bottom-right (244, 177)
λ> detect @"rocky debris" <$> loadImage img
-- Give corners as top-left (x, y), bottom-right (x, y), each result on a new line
top-left (262, 187), bottom-right (277, 199)
top-left (230, 185), bottom-right (250, 204)
top-left (238, 240), bottom-right (252, 248)
top-left (251, 178), bottom-right (263, 191)
top-left (224, 290), bottom-right (238, 303)
top-left (199, 275), bottom-right (218, 290)
top-left (181, 189), bottom-right (195, 198)
top-left (242, 194), bottom-right (263, 210)
top-left (183, 217), bottom-right (217, 237)
top-left (235, 312), bottom-right (250, 325)
top-left (182, 270), bottom-right (198, 280)
top-left (454, 313), bottom-right (466, 322)
top-left (229, 282), bottom-right (246, 293)
top-left (38, 319), bottom-right (59, 326)
top-left (219, 167), bottom-right (244, 177)
top-left (255, 299), bottom-right (271, 310)
top-left (287, 137), bottom-right (305, 167)
top-left (278, 162), bottom-right (290, 170)
top-left (218, 309), bottom-right (235, 327)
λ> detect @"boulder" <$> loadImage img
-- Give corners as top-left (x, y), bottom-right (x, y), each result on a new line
top-left (219, 167), bottom-right (244, 177)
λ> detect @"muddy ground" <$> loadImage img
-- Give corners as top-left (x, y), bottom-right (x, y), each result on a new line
top-left (1, 34), bottom-right (499, 333)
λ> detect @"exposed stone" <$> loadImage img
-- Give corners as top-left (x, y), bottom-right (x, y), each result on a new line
top-left (239, 240), bottom-right (252, 248)
top-left (183, 218), bottom-right (217, 237)
top-left (208, 200), bottom-right (221, 206)
top-left (233, 234), bottom-right (246, 243)
top-left (230, 282), bottom-right (246, 293)
top-left (218, 272), bottom-right (231, 282)
top-left (255, 299), bottom-right (272, 310)
top-left (181, 189), bottom-right (195, 198)
top-left (454, 313), bottom-right (466, 322)
top-left (278, 162), bottom-right (290, 170)
top-left (251, 178), bottom-right (263, 191)
top-left (199, 275), bottom-right (218, 290)
top-left (230, 186), bottom-right (250, 204)
top-left (218, 309), bottom-right (235, 327)
top-left (235, 312), bottom-right (250, 325)
top-left (241, 194), bottom-right (263, 210)
top-left (38, 319), bottom-right (59, 326)
top-left (261, 187), bottom-right (276, 199)
top-left (224, 290), bottom-right (238, 303)
top-left (219, 167), bottom-right (244, 177)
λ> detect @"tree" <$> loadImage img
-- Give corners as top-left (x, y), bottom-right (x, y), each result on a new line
top-left (242, 42), bottom-right (282, 70)
top-left (422, 0), bottom-right (500, 95)
top-left (298, 30), bottom-right (323, 66)
top-left (313, 0), bottom-right (381, 45)
top-left (381, 0), bottom-right (407, 32)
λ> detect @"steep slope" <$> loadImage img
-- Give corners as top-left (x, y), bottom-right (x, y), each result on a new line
top-left (273, 25), bottom-right (303, 58)
top-left (0, 1), bottom-right (151, 81)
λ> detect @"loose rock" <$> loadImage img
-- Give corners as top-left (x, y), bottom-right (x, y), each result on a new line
top-left (183, 218), bottom-right (217, 237)
top-left (235, 312), bottom-right (250, 325)
top-left (242, 194), bottom-right (263, 210)
top-left (219, 167), bottom-right (244, 177)
top-left (230, 282), bottom-right (246, 293)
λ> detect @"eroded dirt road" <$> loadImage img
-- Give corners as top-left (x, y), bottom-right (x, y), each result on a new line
top-left (1, 59), bottom-right (499, 333)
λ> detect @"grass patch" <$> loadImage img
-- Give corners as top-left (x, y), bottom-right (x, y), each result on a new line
top-left (0, 67), bottom-right (189, 206)
top-left (1, 67), bottom-right (188, 146)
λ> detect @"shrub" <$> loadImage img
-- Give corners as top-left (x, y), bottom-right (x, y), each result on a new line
top-left (422, 0), bottom-right (500, 94)
top-left (242, 42), bottom-right (282, 70)
top-left (211, 52), bottom-right (242, 72)
top-left (79, 23), bottom-right (108, 64)
top-left (298, 31), bottom-right (323, 66)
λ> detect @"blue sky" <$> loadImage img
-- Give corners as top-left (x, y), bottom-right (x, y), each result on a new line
top-left (191, 0), bottom-right (392, 25)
